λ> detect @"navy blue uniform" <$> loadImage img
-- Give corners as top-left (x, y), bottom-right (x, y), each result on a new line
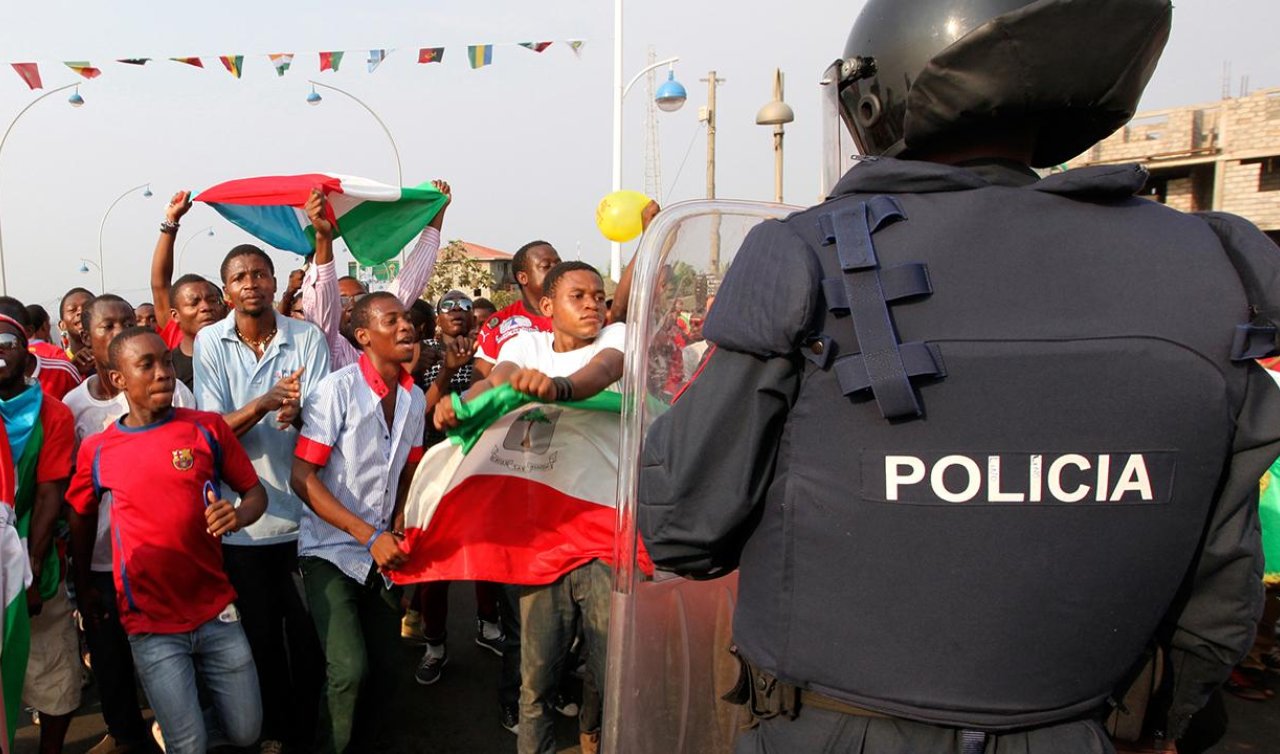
top-left (638, 158), bottom-right (1280, 752)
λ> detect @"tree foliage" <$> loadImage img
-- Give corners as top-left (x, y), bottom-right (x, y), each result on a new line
top-left (424, 240), bottom-right (495, 303)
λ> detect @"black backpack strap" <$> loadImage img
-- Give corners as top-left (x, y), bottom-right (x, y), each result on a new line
top-left (815, 195), bottom-right (943, 419)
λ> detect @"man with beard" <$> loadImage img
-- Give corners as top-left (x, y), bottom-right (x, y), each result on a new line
top-left (149, 191), bottom-right (228, 391)
top-left (291, 292), bottom-right (425, 753)
top-left (194, 243), bottom-right (329, 753)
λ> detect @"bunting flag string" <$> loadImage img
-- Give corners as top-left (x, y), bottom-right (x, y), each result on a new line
top-left (5, 40), bottom-right (586, 90)
top-left (269, 53), bottom-right (293, 77)
top-left (63, 62), bottom-right (101, 79)
top-left (319, 51), bottom-right (344, 73)
top-left (10, 64), bottom-right (41, 91)
top-left (468, 45), bottom-right (493, 70)
top-left (220, 55), bottom-right (244, 78)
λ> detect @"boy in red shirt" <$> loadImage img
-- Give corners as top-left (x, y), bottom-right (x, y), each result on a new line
top-left (67, 328), bottom-right (267, 754)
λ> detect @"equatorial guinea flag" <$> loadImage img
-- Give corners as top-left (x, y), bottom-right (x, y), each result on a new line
top-left (0, 420), bottom-right (29, 753)
top-left (393, 385), bottom-right (652, 586)
top-left (195, 174), bottom-right (449, 266)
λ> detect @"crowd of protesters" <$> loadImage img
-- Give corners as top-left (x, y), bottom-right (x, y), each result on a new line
top-left (4, 183), bottom-right (697, 754)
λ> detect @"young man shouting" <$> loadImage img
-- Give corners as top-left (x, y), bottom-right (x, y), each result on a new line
top-left (67, 327), bottom-right (267, 754)
top-left (291, 292), bottom-right (425, 753)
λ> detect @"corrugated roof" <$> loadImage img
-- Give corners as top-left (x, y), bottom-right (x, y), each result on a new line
top-left (456, 241), bottom-right (512, 261)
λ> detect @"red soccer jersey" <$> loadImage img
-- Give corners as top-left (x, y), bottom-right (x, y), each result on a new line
top-left (28, 341), bottom-right (70, 363)
top-left (32, 356), bottom-right (82, 401)
top-left (66, 408), bottom-right (260, 635)
top-left (475, 299), bottom-right (553, 364)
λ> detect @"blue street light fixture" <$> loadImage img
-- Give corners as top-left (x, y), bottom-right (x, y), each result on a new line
top-left (143, 185), bottom-right (153, 198)
top-left (306, 85), bottom-right (322, 105)
top-left (67, 87), bottom-right (84, 108)
top-left (655, 69), bottom-right (688, 112)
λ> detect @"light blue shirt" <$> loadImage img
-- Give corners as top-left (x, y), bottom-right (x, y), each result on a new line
top-left (295, 357), bottom-right (425, 583)
top-left (194, 311), bottom-right (330, 545)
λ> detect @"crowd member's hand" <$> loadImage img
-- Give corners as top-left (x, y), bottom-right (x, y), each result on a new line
top-left (509, 369), bottom-right (557, 402)
top-left (641, 200), bottom-right (660, 231)
top-left (71, 347), bottom-right (95, 377)
top-left (166, 191), bottom-right (192, 224)
top-left (275, 400), bottom-right (301, 429)
top-left (433, 396), bottom-right (460, 430)
top-left (286, 268), bottom-right (305, 293)
top-left (77, 583), bottom-right (107, 629)
top-left (417, 342), bottom-right (442, 374)
top-left (441, 335), bottom-right (476, 371)
top-left (25, 584), bottom-right (42, 617)
top-left (258, 367), bottom-right (304, 415)
top-left (369, 531), bottom-right (408, 571)
top-left (428, 180), bottom-right (451, 229)
top-left (205, 488), bottom-right (242, 537)
top-left (305, 189), bottom-right (333, 239)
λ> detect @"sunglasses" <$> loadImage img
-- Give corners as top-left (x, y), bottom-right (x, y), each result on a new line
top-left (437, 299), bottom-right (473, 313)
top-left (0, 333), bottom-right (20, 352)
top-left (340, 293), bottom-right (368, 309)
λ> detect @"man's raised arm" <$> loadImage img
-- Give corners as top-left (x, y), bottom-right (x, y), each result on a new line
top-left (151, 191), bottom-right (192, 327)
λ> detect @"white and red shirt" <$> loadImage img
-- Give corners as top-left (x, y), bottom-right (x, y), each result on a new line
top-left (295, 354), bottom-right (426, 583)
top-left (475, 299), bottom-right (553, 365)
top-left (32, 355), bottom-right (82, 401)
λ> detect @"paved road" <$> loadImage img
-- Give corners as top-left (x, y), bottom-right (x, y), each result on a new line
top-left (13, 582), bottom-right (1279, 753)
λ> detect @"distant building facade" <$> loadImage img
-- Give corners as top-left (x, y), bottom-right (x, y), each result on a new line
top-left (1068, 87), bottom-right (1280, 245)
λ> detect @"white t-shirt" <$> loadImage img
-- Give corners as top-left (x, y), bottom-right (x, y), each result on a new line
top-left (498, 323), bottom-right (626, 392)
top-left (63, 376), bottom-right (197, 572)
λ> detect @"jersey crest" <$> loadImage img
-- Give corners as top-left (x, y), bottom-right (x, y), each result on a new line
top-left (172, 448), bottom-right (195, 472)
top-left (500, 315), bottom-right (533, 336)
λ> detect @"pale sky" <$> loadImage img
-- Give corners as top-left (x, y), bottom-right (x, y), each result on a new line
top-left (0, 0), bottom-right (1275, 313)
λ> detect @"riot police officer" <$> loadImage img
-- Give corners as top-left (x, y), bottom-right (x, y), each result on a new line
top-left (637, 0), bottom-right (1280, 752)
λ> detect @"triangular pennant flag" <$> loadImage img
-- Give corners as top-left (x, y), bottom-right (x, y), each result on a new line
top-left (63, 62), bottom-right (101, 79)
top-left (367, 49), bottom-right (387, 73)
top-left (269, 53), bottom-right (294, 77)
top-left (418, 47), bottom-right (444, 64)
top-left (170, 57), bottom-right (203, 68)
top-left (219, 55), bottom-right (244, 78)
top-left (116, 58), bottom-right (150, 66)
top-left (568, 40), bottom-right (586, 58)
top-left (519, 42), bottom-right (553, 53)
top-left (320, 51), bottom-right (344, 73)
top-left (10, 64), bottom-right (41, 91)
top-left (468, 45), bottom-right (493, 69)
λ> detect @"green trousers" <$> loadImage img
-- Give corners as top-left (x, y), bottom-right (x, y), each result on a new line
top-left (300, 556), bottom-right (403, 754)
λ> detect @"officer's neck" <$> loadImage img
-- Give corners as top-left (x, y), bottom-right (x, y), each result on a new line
top-left (914, 132), bottom-right (1035, 168)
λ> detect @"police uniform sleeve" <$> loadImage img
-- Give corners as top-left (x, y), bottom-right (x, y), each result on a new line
top-left (638, 219), bottom-right (818, 576)
top-left (1165, 362), bottom-right (1280, 738)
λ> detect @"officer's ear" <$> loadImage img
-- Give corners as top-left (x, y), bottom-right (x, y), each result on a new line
top-left (538, 295), bottom-right (554, 318)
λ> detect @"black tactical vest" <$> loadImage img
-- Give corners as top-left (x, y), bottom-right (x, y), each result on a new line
top-left (722, 159), bottom-right (1273, 729)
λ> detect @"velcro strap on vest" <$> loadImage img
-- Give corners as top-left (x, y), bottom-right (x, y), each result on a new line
top-left (822, 263), bottom-right (933, 309)
top-left (833, 342), bottom-right (946, 395)
top-left (960, 730), bottom-right (988, 754)
top-left (820, 196), bottom-right (941, 419)
top-left (1231, 323), bottom-right (1279, 362)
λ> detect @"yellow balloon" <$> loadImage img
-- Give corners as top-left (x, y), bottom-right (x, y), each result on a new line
top-left (596, 190), bottom-right (651, 243)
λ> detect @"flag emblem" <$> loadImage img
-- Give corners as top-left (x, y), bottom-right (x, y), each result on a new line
top-left (172, 448), bottom-right (194, 471)
top-left (503, 407), bottom-right (561, 454)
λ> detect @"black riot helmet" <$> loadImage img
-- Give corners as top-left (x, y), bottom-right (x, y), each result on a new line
top-left (833, 0), bottom-right (1173, 167)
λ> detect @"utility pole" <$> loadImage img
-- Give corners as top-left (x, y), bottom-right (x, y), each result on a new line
top-left (700, 71), bottom-right (726, 273)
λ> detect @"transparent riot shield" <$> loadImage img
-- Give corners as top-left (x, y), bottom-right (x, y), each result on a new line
top-left (604, 199), bottom-right (802, 754)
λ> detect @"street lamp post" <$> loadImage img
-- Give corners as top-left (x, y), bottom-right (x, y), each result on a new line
top-left (756, 68), bottom-right (795, 203)
top-left (97, 183), bottom-right (152, 293)
top-left (306, 80), bottom-right (403, 187)
top-left (0, 82), bottom-right (86, 295)
top-left (611, 0), bottom-right (686, 282)
top-left (178, 226), bottom-right (216, 273)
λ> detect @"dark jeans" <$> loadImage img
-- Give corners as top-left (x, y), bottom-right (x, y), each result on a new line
top-left (300, 557), bottom-right (403, 754)
top-left (498, 583), bottom-right (522, 709)
top-left (222, 541), bottom-right (324, 747)
top-left (83, 571), bottom-right (147, 744)
top-left (417, 580), bottom-right (502, 642)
